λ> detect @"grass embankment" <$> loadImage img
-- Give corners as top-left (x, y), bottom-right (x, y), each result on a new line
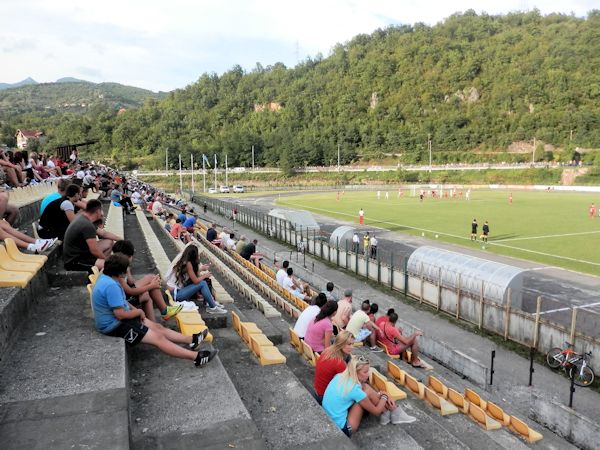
top-left (141, 167), bottom-right (562, 192)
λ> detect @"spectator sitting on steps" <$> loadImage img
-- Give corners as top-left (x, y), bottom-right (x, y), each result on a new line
top-left (304, 300), bottom-right (338, 353)
top-left (345, 300), bottom-right (383, 352)
top-left (206, 223), bottom-right (218, 243)
top-left (313, 331), bottom-right (354, 405)
top-left (325, 281), bottom-right (337, 302)
top-left (92, 254), bottom-right (216, 367)
top-left (63, 199), bottom-right (122, 272)
top-left (331, 289), bottom-right (353, 335)
top-left (240, 238), bottom-right (263, 267)
top-left (293, 292), bottom-right (327, 339)
top-left (322, 355), bottom-right (415, 437)
top-left (165, 243), bottom-right (226, 314)
top-left (377, 312), bottom-right (425, 368)
top-left (112, 240), bottom-right (182, 322)
top-left (276, 260), bottom-right (289, 286)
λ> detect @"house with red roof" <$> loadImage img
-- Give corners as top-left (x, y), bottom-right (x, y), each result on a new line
top-left (16, 129), bottom-right (43, 149)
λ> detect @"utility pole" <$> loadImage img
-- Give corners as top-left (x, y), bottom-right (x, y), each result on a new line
top-left (191, 154), bottom-right (194, 193)
top-left (532, 137), bottom-right (536, 164)
top-left (225, 154), bottom-right (228, 186)
top-left (337, 143), bottom-right (340, 171)
top-left (252, 145), bottom-right (255, 170)
top-left (214, 154), bottom-right (217, 190)
top-left (178, 153), bottom-right (183, 193)
top-left (428, 134), bottom-right (432, 173)
top-left (570, 129), bottom-right (574, 142)
top-left (202, 155), bottom-right (206, 193)
top-left (165, 148), bottom-right (168, 172)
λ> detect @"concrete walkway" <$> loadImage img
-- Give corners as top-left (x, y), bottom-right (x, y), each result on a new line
top-left (194, 199), bottom-right (600, 445)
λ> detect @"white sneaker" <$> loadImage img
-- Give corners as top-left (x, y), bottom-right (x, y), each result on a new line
top-left (391, 406), bottom-right (416, 424)
top-left (207, 306), bottom-right (225, 314)
top-left (380, 410), bottom-right (391, 425)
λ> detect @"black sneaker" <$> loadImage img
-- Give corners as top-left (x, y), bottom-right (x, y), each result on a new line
top-left (195, 349), bottom-right (218, 367)
top-left (189, 329), bottom-right (209, 350)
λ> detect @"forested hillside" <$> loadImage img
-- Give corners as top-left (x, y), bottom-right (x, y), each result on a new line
top-left (0, 81), bottom-right (165, 118)
top-left (1, 10), bottom-right (598, 169)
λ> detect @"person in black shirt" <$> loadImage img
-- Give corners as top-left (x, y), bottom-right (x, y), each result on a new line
top-left (38, 184), bottom-right (81, 240)
top-left (470, 219), bottom-right (478, 241)
top-left (206, 223), bottom-right (217, 242)
top-left (240, 239), bottom-right (262, 267)
top-left (481, 221), bottom-right (490, 243)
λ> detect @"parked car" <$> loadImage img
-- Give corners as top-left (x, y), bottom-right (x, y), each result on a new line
top-left (219, 185), bottom-right (230, 193)
top-left (208, 187), bottom-right (218, 194)
top-left (233, 185), bottom-right (245, 193)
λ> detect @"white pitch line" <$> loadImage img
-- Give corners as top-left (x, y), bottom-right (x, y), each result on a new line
top-left (539, 301), bottom-right (600, 315)
top-left (495, 230), bottom-right (600, 242)
top-left (279, 201), bottom-right (600, 268)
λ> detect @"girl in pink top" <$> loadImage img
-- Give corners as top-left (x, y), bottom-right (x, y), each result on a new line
top-left (304, 301), bottom-right (338, 353)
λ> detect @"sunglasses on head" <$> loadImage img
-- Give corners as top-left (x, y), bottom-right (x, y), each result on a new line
top-left (356, 355), bottom-right (370, 364)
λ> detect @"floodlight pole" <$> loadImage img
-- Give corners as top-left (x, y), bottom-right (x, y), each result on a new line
top-left (532, 137), bottom-right (536, 164)
top-left (252, 145), bottom-right (255, 170)
top-left (428, 134), bottom-right (432, 173)
top-left (337, 143), bottom-right (340, 171)
top-left (165, 147), bottom-right (168, 172)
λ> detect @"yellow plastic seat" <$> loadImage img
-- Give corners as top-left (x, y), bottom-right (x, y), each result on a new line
top-left (0, 246), bottom-right (40, 274)
top-left (447, 388), bottom-right (469, 413)
top-left (427, 375), bottom-right (448, 398)
top-left (257, 345), bottom-right (286, 366)
top-left (377, 340), bottom-right (400, 359)
top-left (301, 341), bottom-right (318, 367)
top-left (468, 403), bottom-right (501, 431)
top-left (404, 373), bottom-right (425, 399)
top-left (288, 328), bottom-right (302, 352)
top-left (4, 238), bottom-right (47, 265)
top-left (486, 401), bottom-right (510, 426)
top-left (508, 415), bottom-right (543, 443)
top-left (249, 333), bottom-right (273, 356)
top-left (176, 312), bottom-right (205, 325)
top-left (0, 269), bottom-right (34, 288)
top-left (387, 361), bottom-right (406, 385)
top-left (424, 386), bottom-right (459, 416)
top-left (370, 369), bottom-right (406, 401)
top-left (240, 322), bottom-right (262, 344)
top-left (465, 388), bottom-right (487, 410)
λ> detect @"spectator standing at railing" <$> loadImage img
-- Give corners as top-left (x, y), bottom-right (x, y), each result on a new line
top-left (370, 235), bottom-right (378, 258)
top-left (362, 232), bottom-right (370, 257)
top-left (352, 232), bottom-right (359, 253)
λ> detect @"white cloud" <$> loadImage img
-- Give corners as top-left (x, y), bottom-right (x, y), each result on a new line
top-left (0, 0), bottom-right (596, 91)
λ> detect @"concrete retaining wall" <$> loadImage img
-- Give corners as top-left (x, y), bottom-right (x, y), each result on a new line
top-left (530, 393), bottom-right (600, 450)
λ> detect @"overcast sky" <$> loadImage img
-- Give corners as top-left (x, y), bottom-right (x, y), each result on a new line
top-left (0, 0), bottom-right (595, 92)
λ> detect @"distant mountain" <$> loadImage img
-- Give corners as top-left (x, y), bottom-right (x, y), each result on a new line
top-left (0, 80), bottom-right (166, 117)
top-left (55, 77), bottom-right (90, 84)
top-left (0, 77), bottom-right (37, 90)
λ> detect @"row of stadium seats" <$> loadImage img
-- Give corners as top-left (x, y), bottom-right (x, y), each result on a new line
top-left (0, 238), bottom-right (48, 287)
top-left (387, 361), bottom-right (542, 442)
top-left (231, 311), bottom-right (286, 365)
top-left (7, 181), bottom-right (57, 206)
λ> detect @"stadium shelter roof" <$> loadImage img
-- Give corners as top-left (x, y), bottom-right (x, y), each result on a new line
top-left (407, 246), bottom-right (527, 307)
top-left (268, 208), bottom-right (320, 231)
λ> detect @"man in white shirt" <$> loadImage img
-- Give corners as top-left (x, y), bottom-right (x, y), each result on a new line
top-left (276, 260), bottom-right (289, 286)
top-left (151, 199), bottom-right (164, 215)
top-left (282, 267), bottom-right (309, 301)
top-left (293, 293), bottom-right (326, 338)
top-left (225, 233), bottom-right (236, 251)
top-left (352, 232), bottom-right (359, 253)
top-left (370, 235), bottom-right (378, 259)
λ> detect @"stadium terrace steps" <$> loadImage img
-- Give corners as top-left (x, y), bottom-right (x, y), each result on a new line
top-left (0, 284), bottom-right (129, 449)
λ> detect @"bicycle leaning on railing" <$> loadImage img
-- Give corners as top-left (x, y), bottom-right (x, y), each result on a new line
top-left (546, 342), bottom-right (595, 387)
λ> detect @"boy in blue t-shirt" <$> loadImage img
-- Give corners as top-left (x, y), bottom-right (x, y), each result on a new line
top-left (92, 254), bottom-right (217, 367)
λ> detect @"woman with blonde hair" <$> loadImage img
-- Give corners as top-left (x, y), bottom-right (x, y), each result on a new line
top-left (322, 355), bottom-right (415, 437)
top-left (313, 331), bottom-right (354, 404)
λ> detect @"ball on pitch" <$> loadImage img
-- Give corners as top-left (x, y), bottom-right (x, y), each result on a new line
top-left (435, 234), bottom-right (439, 238)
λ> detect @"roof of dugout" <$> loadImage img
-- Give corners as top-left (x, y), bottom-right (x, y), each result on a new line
top-left (407, 246), bottom-right (527, 307)
top-left (268, 209), bottom-right (320, 231)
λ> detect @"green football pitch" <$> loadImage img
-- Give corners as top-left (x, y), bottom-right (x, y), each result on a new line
top-left (276, 189), bottom-right (600, 275)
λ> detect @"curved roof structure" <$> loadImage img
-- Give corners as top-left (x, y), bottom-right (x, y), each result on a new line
top-left (407, 246), bottom-right (527, 306)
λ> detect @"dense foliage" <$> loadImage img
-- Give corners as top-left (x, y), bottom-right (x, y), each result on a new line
top-left (1, 10), bottom-right (599, 169)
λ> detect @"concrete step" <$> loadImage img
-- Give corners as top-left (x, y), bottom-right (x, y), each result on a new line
top-left (213, 327), bottom-right (355, 450)
top-left (0, 285), bottom-right (129, 449)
